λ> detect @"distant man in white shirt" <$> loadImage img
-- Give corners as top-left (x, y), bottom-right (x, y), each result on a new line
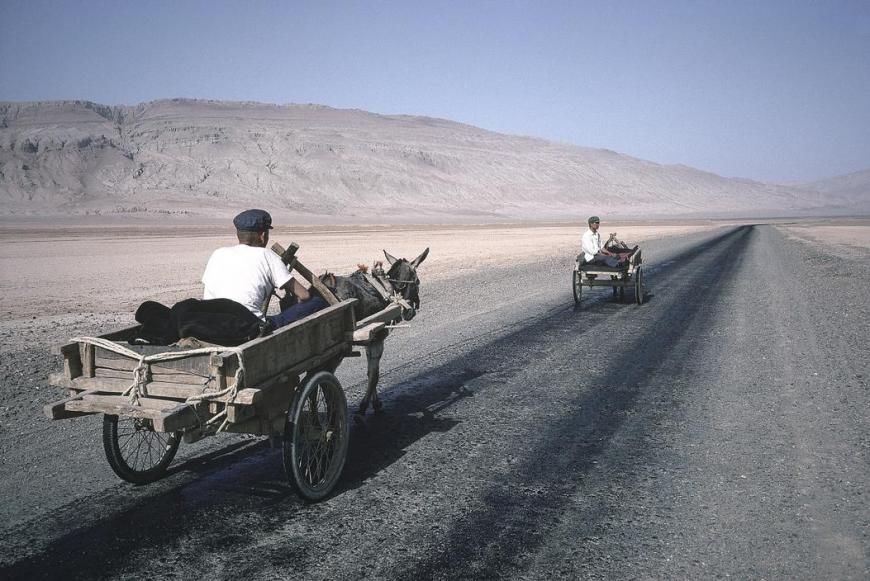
top-left (202, 209), bottom-right (325, 329)
top-left (580, 215), bottom-right (635, 267)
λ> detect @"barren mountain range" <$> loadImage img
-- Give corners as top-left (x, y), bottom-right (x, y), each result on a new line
top-left (0, 99), bottom-right (865, 222)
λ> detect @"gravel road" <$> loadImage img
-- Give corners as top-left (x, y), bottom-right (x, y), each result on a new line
top-left (0, 224), bottom-right (867, 579)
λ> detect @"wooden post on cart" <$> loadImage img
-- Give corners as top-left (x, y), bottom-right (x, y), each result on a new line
top-left (271, 242), bottom-right (340, 305)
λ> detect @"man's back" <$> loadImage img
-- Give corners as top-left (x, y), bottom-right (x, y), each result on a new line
top-left (202, 244), bottom-right (292, 319)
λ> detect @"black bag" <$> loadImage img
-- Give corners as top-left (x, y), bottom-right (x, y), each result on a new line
top-left (131, 298), bottom-right (264, 346)
top-left (132, 300), bottom-right (178, 345)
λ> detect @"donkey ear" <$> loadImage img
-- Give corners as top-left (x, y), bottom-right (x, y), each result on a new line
top-left (383, 250), bottom-right (398, 265)
top-left (410, 247), bottom-right (429, 267)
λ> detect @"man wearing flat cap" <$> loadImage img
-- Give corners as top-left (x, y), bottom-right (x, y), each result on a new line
top-left (581, 216), bottom-right (635, 267)
top-left (202, 209), bottom-right (325, 329)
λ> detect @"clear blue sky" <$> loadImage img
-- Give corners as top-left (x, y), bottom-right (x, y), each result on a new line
top-left (1, 0), bottom-right (868, 182)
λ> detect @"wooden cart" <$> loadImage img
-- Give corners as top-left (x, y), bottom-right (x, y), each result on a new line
top-left (44, 244), bottom-right (398, 501)
top-left (572, 248), bottom-right (644, 307)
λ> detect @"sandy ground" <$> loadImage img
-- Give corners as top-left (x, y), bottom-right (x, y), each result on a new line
top-left (0, 220), bottom-right (718, 342)
top-left (776, 216), bottom-right (870, 256)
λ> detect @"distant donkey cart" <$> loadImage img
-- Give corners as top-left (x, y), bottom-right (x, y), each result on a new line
top-left (44, 241), bottom-right (429, 501)
top-left (573, 236), bottom-right (645, 307)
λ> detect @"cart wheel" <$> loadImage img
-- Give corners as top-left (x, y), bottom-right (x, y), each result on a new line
top-left (572, 270), bottom-right (582, 305)
top-left (284, 371), bottom-right (349, 501)
top-left (635, 267), bottom-right (644, 305)
top-left (102, 415), bottom-right (181, 484)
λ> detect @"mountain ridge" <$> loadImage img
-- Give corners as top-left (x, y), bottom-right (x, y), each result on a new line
top-left (1, 99), bottom-right (864, 221)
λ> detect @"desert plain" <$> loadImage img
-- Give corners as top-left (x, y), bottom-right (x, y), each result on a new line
top-left (2, 216), bottom-right (867, 337)
top-left (0, 215), bottom-right (868, 579)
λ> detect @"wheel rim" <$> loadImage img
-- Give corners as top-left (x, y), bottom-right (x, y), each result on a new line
top-left (286, 372), bottom-right (348, 500)
top-left (103, 415), bottom-right (180, 484)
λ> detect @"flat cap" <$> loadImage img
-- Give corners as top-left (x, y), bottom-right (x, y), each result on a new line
top-left (588, 215), bottom-right (600, 224)
top-left (233, 209), bottom-right (273, 232)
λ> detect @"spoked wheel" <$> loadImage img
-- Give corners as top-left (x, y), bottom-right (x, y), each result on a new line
top-left (635, 267), bottom-right (644, 305)
top-left (572, 270), bottom-right (582, 305)
top-left (102, 415), bottom-right (181, 484)
top-left (284, 371), bottom-right (349, 501)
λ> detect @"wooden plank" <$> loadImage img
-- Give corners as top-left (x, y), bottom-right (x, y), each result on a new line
top-left (62, 395), bottom-right (203, 433)
top-left (94, 349), bottom-right (213, 376)
top-left (271, 242), bottom-right (340, 305)
top-left (223, 414), bottom-right (284, 436)
top-left (49, 375), bottom-right (213, 401)
top-left (227, 403), bottom-right (257, 424)
top-left (49, 372), bottom-right (71, 388)
top-left (227, 372), bottom-right (297, 424)
top-left (82, 394), bottom-right (179, 411)
top-left (43, 389), bottom-right (103, 419)
top-left (58, 343), bottom-right (83, 380)
top-left (94, 367), bottom-right (210, 385)
top-left (153, 404), bottom-right (203, 433)
top-left (66, 396), bottom-right (173, 418)
top-left (583, 279), bottom-right (629, 288)
top-left (81, 343), bottom-right (95, 378)
top-left (579, 268), bottom-right (628, 275)
top-left (350, 321), bottom-right (386, 344)
top-left (225, 376), bottom-right (296, 433)
top-left (209, 353), bottom-right (228, 393)
top-left (233, 388), bottom-right (262, 405)
top-left (357, 304), bottom-right (402, 327)
top-left (235, 301), bottom-right (354, 386)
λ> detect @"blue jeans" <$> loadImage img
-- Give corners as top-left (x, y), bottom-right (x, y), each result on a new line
top-left (267, 296), bottom-right (327, 329)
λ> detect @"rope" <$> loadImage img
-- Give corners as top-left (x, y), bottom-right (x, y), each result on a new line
top-left (70, 336), bottom-right (246, 432)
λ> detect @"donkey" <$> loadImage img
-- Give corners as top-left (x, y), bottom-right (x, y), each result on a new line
top-left (320, 248), bottom-right (429, 418)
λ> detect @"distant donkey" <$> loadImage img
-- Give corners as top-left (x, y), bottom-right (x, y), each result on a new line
top-left (319, 248), bottom-right (429, 419)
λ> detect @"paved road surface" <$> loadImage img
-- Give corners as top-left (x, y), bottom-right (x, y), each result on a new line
top-left (0, 225), bottom-right (867, 579)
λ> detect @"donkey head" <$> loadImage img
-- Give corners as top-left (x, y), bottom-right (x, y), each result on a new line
top-left (383, 247), bottom-right (429, 321)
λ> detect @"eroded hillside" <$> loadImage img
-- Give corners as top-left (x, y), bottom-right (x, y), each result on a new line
top-left (0, 99), bottom-right (856, 220)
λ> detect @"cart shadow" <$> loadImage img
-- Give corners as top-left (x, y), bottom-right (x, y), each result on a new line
top-left (0, 438), bottom-right (304, 579)
top-left (573, 287), bottom-right (656, 311)
top-left (338, 261), bottom-right (671, 491)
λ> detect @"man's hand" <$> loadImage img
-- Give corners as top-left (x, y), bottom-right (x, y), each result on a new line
top-left (292, 278), bottom-right (311, 301)
top-left (282, 277), bottom-right (311, 302)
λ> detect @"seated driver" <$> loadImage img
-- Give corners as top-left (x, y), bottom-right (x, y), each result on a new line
top-left (201, 209), bottom-right (326, 330)
top-left (581, 215), bottom-right (635, 267)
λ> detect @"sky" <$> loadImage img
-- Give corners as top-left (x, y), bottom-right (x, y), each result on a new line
top-left (1, 0), bottom-right (868, 183)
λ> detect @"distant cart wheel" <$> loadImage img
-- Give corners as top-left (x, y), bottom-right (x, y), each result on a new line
top-left (284, 371), bottom-right (349, 501)
top-left (102, 415), bottom-right (181, 484)
top-left (572, 270), bottom-right (582, 305)
top-left (635, 267), bottom-right (644, 305)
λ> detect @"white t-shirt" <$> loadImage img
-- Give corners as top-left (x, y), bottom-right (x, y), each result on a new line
top-left (202, 244), bottom-right (293, 320)
top-left (581, 229), bottom-right (603, 261)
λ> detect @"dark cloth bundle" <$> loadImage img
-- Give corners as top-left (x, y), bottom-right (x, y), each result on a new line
top-left (605, 241), bottom-right (632, 253)
top-left (131, 298), bottom-right (265, 346)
